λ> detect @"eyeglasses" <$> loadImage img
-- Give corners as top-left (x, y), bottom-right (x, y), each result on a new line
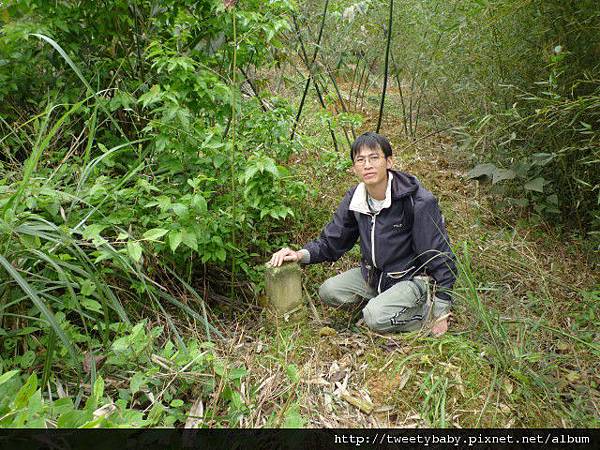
top-left (354, 154), bottom-right (384, 166)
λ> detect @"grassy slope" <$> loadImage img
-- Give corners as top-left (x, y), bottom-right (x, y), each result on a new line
top-left (213, 84), bottom-right (599, 428)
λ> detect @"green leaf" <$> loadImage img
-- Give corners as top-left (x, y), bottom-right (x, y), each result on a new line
top-left (0, 369), bottom-right (19, 386)
top-left (547, 194), bottom-right (559, 206)
top-left (142, 228), bottom-right (168, 241)
top-left (182, 229), bottom-right (198, 251)
top-left (147, 402), bottom-right (164, 426)
top-left (20, 350), bottom-right (36, 368)
top-left (511, 198), bottom-right (529, 207)
top-left (243, 165), bottom-right (259, 183)
top-left (80, 279), bottom-right (96, 296)
top-left (130, 372), bottom-right (146, 395)
top-left (82, 224), bottom-right (106, 241)
top-left (524, 177), bottom-right (545, 193)
top-left (466, 163), bottom-right (496, 180)
top-left (81, 299), bottom-right (103, 313)
top-left (282, 404), bottom-right (305, 428)
top-left (191, 194), bottom-right (207, 213)
top-left (93, 376), bottom-right (104, 402)
top-left (531, 153), bottom-right (554, 166)
top-left (57, 409), bottom-right (89, 428)
top-left (111, 336), bottom-right (129, 354)
top-left (228, 367), bottom-right (247, 380)
top-left (168, 231), bottom-right (183, 252)
top-left (172, 203), bottom-right (188, 218)
top-left (14, 373), bottom-right (38, 409)
top-left (264, 158), bottom-right (279, 177)
top-left (286, 364), bottom-right (299, 383)
top-left (170, 399), bottom-right (184, 408)
top-left (127, 241), bottom-right (143, 262)
top-left (492, 168), bottom-right (516, 184)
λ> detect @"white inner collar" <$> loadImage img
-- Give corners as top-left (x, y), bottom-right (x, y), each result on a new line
top-left (349, 172), bottom-right (393, 215)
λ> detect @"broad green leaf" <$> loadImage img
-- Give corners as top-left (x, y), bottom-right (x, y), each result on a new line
top-left (547, 194), bottom-right (559, 206)
top-left (511, 198), bottom-right (529, 207)
top-left (85, 376), bottom-right (105, 412)
top-left (466, 163), bottom-right (496, 180)
top-left (172, 203), bottom-right (188, 217)
top-left (147, 402), bottom-right (164, 426)
top-left (111, 336), bottom-right (129, 354)
top-left (0, 369), bottom-right (19, 386)
top-left (228, 367), bottom-right (247, 380)
top-left (27, 389), bottom-right (43, 418)
top-left (182, 229), bottom-right (198, 251)
top-left (142, 228), bottom-right (168, 241)
top-left (20, 350), bottom-right (36, 368)
top-left (93, 376), bottom-right (104, 401)
top-left (57, 409), bottom-right (89, 428)
top-left (130, 372), bottom-right (146, 394)
top-left (264, 158), bottom-right (279, 177)
top-left (282, 404), bottom-right (305, 428)
top-left (492, 168), bottom-right (516, 184)
top-left (82, 224), bottom-right (106, 241)
top-left (170, 399), bottom-right (184, 408)
top-left (81, 299), bottom-right (103, 313)
top-left (191, 194), bottom-right (207, 213)
top-left (80, 279), bottom-right (96, 296)
top-left (14, 373), bottom-right (38, 409)
top-left (243, 165), bottom-right (259, 183)
top-left (286, 364), bottom-right (299, 383)
top-left (169, 231), bottom-right (183, 252)
top-left (524, 177), bottom-right (545, 193)
top-left (127, 241), bottom-right (143, 262)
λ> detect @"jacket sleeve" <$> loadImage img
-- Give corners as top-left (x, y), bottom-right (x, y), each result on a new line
top-left (412, 194), bottom-right (457, 307)
top-left (303, 189), bottom-right (359, 264)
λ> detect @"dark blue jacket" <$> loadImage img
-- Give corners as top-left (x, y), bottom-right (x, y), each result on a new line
top-left (303, 170), bottom-right (456, 302)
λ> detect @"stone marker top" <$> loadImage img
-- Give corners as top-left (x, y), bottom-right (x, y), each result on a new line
top-left (265, 261), bottom-right (301, 277)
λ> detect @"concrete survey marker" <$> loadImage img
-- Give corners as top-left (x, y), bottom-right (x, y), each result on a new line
top-left (265, 262), bottom-right (303, 315)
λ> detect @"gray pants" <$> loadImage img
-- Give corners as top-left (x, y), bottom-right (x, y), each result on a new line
top-left (319, 268), bottom-right (431, 333)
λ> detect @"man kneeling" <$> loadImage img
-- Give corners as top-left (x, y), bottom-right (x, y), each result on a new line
top-left (269, 132), bottom-right (456, 336)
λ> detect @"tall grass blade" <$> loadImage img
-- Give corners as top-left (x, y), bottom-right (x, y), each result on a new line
top-left (0, 256), bottom-right (77, 360)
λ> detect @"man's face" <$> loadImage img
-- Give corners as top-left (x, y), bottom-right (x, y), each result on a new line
top-left (352, 145), bottom-right (393, 186)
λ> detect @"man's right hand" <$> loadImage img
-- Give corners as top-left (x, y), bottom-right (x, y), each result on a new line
top-left (269, 248), bottom-right (302, 267)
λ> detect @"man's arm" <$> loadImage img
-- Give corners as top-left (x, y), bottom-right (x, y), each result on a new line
top-left (302, 188), bottom-right (359, 264)
top-left (269, 188), bottom-right (359, 267)
top-left (412, 194), bottom-right (457, 320)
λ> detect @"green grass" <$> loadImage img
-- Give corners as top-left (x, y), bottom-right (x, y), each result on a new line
top-left (253, 90), bottom-right (600, 427)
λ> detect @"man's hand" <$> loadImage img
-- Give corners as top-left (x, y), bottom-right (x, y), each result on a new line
top-left (269, 247), bottom-right (301, 267)
top-left (430, 315), bottom-right (449, 337)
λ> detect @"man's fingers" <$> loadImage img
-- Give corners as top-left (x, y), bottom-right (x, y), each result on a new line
top-left (269, 248), bottom-right (297, 267)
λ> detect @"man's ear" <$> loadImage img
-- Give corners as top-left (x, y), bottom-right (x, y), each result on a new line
top-left (386, 156), bottom-right (394, 169)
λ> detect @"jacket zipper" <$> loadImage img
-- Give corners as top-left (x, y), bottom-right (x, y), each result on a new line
top-left (370, 214), bottom-right (377, 268)
top-left (370, 213), bottom-right (384, 294)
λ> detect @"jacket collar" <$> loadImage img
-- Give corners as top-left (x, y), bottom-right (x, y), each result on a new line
top-left (349, 170), bottom-right (420, 215)
top-left (349, 172), bottom-right (394, 215)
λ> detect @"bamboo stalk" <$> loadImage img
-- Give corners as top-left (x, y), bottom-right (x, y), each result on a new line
top-left (354, 62), bottom-right (367, 110)
top-left (376, 0), bottom-right (394, 133)
top-left (290, 0), bottom-right (330, 141)
top-left (230, 6), bottom-right (237, 297)
top-left (348, 55), bottom-right (360, 104)
top-left (391, 53), bottom-right (409, 136)
top-left (292, 14), bottom-right (339, 151)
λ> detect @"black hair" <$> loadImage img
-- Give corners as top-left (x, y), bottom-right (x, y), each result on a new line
top-left (350, 132), bottom-right (393, 162)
